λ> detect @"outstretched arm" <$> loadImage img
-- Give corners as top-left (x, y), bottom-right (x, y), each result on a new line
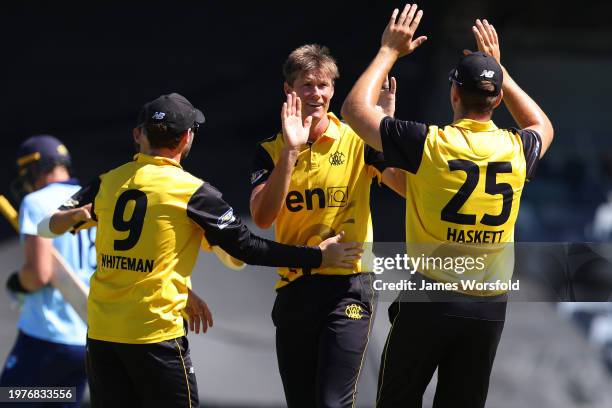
top-left (471, 19), bottom-right (554, 158)
top-left (342, 4), bottom-right (427, 151)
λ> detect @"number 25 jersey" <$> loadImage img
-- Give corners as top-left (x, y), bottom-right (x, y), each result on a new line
top-left (380, 117), bottom-right (542, 293)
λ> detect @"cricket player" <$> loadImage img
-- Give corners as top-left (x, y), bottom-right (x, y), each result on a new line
top-left (1, 135), bottom-right (95, 407)
top-left (342, 5), bottom-right (554, 407)
top-left (250, 44), bottom-right (404, 408)
top-left (41, 93), bottom-right (362, 407)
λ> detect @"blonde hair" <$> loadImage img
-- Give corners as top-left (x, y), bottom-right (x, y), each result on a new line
top-left (283, 44), bottom-right (339, 85)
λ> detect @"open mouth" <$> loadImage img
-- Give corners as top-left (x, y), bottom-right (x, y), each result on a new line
top-left (306, 102), bottom-right (324, 108)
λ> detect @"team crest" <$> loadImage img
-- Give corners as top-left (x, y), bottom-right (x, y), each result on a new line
top-left (329, 151), bottom-right (345, 166)
top-left (345, 304), bottom-right (364, 320)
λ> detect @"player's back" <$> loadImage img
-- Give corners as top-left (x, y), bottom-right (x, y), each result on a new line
top-left (404, 119), bottom-right (539, 293)
top-left (408, 119), bottom-right (528, 245)
top-left (89, 154), bottom-right (204, 344)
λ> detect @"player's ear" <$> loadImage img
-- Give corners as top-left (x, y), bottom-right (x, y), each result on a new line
top-left (450, 83), bottom-right (460, 105)
top-left (492, 90), bottom-right (503, 110)
top-left (283, 82), bottom-right (292, 95)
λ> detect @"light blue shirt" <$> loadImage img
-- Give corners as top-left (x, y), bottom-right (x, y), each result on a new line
top-left (17, 181), bottom-right (96, 346)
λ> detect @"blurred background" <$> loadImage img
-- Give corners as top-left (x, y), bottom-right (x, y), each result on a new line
top-left (2, 1), bottom-right (612, 406)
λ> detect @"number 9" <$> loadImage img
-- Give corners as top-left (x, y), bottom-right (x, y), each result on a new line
top-left (112, 189), bottom-right (148, 251)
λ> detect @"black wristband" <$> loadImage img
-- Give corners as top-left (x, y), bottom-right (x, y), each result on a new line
top-left (6, 271), bottom-right (30, 294)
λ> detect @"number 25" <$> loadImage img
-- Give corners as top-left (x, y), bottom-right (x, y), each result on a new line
top-left (441, 160), bottom-right (513, 227)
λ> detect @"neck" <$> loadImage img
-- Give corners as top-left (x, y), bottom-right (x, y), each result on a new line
top-left (34, 166), bottom-right (70, 190)
top-left (453, 110), bottom-right (492, 122)
top-left (308, 114), bottom-right (330, 142)
top-left (145, 148), bottom-right (182, 163)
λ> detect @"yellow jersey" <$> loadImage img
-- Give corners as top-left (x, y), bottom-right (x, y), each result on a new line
top-left (380, 117), bottom-right (541, 295)
top-left (251, 112), bottom-right (386, 289)
top-left (61, 154), bottom-right (323, 343)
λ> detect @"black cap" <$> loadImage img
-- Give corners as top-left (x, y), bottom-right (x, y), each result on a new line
top-left (137, 93), bottom-right (205, 134)
top-left (449, 51), bottom-right (503, 96)
top-left (17, 135), bottom-right (71, 168)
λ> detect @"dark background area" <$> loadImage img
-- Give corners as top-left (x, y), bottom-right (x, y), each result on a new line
top-left (3, 0), bottom-right (612, 242)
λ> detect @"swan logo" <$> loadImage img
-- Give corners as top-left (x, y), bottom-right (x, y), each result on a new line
top-left (345, 304), bottom-right (364, 320)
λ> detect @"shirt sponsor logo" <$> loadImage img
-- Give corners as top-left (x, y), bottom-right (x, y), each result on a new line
top-left (217, 208), bottom-right (236, 230)
top-left (285, 187), bottom-right (348, 212)
top-left (345, 304), bottom-right (364, 320)
top-left (250, 169), bottom-right (268, 185)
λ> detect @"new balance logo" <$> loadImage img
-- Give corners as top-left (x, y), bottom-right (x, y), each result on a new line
top-left (480, 70), bottom-right (495, 78)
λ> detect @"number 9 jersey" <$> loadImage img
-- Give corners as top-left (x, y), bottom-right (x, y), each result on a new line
top-left (62, 153), bottom-right (322, 344)
top-left (380, 117), bottom-right (542, 295)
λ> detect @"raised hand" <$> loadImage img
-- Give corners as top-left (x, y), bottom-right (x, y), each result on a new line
top-left (381, 4), bottom-right (427, 58)
top-left (319, 231), bottom-right (364, 269)
top-left (184, 288), bottom-right (213, 334)
top-left (376, 76), bottom-right (397, 117)
top-left (471, 19), bottom-right (501, 63)
top-left (282, 92), bottom-right (312, 150)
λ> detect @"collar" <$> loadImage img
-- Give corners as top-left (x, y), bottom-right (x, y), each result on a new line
top-left (451, 118), bottom-right (498, 132)
top-left (50, 178), bottom-right (80, 186)
top-left (133, 153), bottom-right (182, 169)
top-left (320, 112), bottom-right (342, 140)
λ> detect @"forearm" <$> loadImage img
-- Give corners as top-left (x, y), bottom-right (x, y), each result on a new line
top-left (48, 209), bottom-right (84, 235)
top-left (18, 264), bottom-right (51, 291)
top-left (342, 47), bottom-right (398, 151)
top-left (217, 224), bottom-right (322, 268)
top-left (19, 235), bottom-right (53, 291)
top-left (250, 147), bottom-right (299, 228)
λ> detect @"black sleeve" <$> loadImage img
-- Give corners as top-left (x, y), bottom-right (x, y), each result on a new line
top-left (511, 128), bottom-right (542, 181)
top-left (379, 116), bottom-right (428, 174)
top-left (250, 144), bottom-right (274, 188)
top-left (187, 182), bottom-right (322, 268)
top-left (59, 177), bottom-right (101, 221)
top-left (364, 144), bottom-right (387, 173)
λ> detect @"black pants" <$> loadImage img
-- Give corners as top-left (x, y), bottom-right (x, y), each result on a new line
top-left (273, 274), bottom-right (377, 408)
top-left (86, 336), bottom-right (198, 408)
top-left (376, 299), bottom-right (505, 408)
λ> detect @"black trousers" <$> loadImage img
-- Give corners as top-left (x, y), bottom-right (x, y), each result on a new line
top-left (273, 274), bottom-right (377, 408)
top-left (86, 336), bottom-right (198, 408)
top-left (376, 299), bottom-right (505, 408)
